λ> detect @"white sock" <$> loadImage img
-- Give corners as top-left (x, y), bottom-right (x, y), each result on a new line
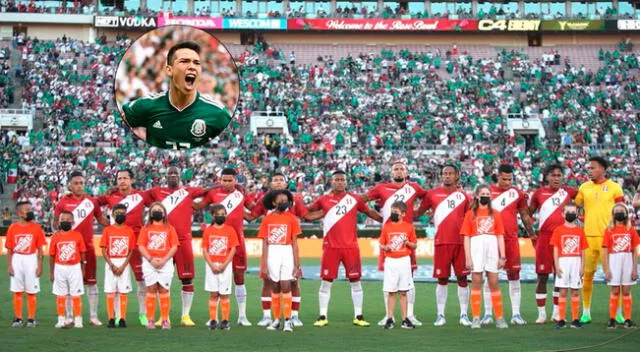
top-left (235, 285), bottom-right (247, 318)
top-left (458, 286), bottom-right (469, 316)
top-left (509, 280), bottom-right (521, 316)
top-left (383, 291), bottom-right (389, 318)
top-left (137, 281), bottom-right (147, 316)
top-left (583, 307), bottom-right (591, 316)
top-left (436, 284), bottom-right (448, 316)
top-left (536, 293), bottom-right (547, 317)
top-left (181, 289), bottom-right (194, 317)
top-left (483, 280), bottom-right (493, 316)
top-left (552, 287), bottom-right (559, 317)
top-left (319, 280), bottom-right (332, 317)
top-left (261, 297), bottom-right (272, 318)
top-left (407, 287), bottom-right (416, 317)
top-left (292, 296), bottom-right (301, 317)
top-left (616, 306), bottom-right (623, 316)
top-left (350, 281), bottom-right (364, 317)
top-left (88, 284), bottom-right (99, 319)
top-left (66, 295), bottom-right (73, 320)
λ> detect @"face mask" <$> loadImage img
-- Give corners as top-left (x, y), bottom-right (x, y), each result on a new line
top-left (393, 177), bottom-right (405, 183)
top-left (25, 211), bottom-right (35, 222)
top-left (565, 213), bottom-right (577, 223)
top-left (214, 216), bottom-right (226, 225)
top-left (390, 213), bottom-right (400, 222)
top-left (277, 202), bottom-right (289, 212)
top-left (60, 221), bottom-right (72, 231)
top-left (114, 214), bottom-right (126, 225)
top-left (614, 212), bottom-right (627, 222)
top-left (151, 211), bottom-right (164, 222)
top-left (479, 196), bottom-right (491, 205)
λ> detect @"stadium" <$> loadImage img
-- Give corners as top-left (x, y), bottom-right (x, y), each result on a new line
top-left (0, 0), bottom-right (640, 351)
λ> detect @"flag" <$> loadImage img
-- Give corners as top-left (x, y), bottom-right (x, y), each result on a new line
top-left (7, 162), bottom-right (17, 183)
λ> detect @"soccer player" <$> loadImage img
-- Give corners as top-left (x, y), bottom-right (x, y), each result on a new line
top-left (50, 211), bottom-right (86, 328)
top-left (575, 156), bottom-right (624, 324)
top-left (146, 166), bottom-right (207, 326)
top-left (483, 164), bottom-right (534, 326)
top-left (193, 168), bottom-right (254, 326)
top-left (258, 190), bottom-right (302, 332)
top-left (309, 170), bottom-right (383, 327)
top-left (462, 184), bottom-right (508, 329)
top-left (379, 202), bottom-right (417, 330)
top-left (247, 172), bottom-right (321, 327)
top-left (529, 164), bottom-right (577, 324)
top-left (414, 164), bottom-right (472, 327)
top-left (120, 41), bottom-right (232, 149)
top-left (202, 204), bottom-right (238, 331)
top-left (138, 202), bottom-right (180, 330)
top-left (602, 203), bottom-right (638, 329)
top-left (551, 203), bottom-right (588, 329)
top-left (6, 200), bottom-right (46, 328)
top-left (362, 162), bottom-right (426, 327)
top-left (99, 204), bottom-right (136, 328)
top-left (54, 170), bottom-right (109, 326)
top-left (97, 169), bottom-right (149, 326)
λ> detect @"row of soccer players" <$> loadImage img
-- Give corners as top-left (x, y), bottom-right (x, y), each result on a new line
top-left (5, 157), bottom-right (636, 329)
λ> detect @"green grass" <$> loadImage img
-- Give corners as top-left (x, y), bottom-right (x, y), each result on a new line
top-left (0, 257), bottom-right (638, 351)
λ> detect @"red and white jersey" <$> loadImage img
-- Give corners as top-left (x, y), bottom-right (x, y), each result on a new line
top-left (251, 193), bottom-right (309, 219)
top-left (54, 194), bottom-right (103, 243)
top-left (422, 187), bottom-right (471, 245)
top-left (366, 182), bottom-right (426, 223)
top-left (490, 185), bottom-right (528, 240)
top-left (203, 187), bottom-right (252, 239)
top-left (147, 186), bottom-right (207, 240)
top-left (311, 192), bottom-right (370, 249)
top-left (529, 186), bottom-right (577, 236)
top-left (97, 189), bottom-right (150, 234)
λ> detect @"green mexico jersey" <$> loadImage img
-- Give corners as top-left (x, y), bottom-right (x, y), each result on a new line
top-left (122, 91), bottom-right (232, 149)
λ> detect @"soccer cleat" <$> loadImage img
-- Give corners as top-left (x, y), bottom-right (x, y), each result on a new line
top-left (161, 319), bottom-right (171, 330)
top-left (459, 315), bottom-right (472, 327)
top-left (291, 315), bottom-right (304, 327)
top-left (64, 317), bottom-right (74, 327)
top-left (551, 311), bottom-right (560, 323)
top-left (314, 316), bottom-right (329, 327)
top-left (407, 316), bottom-right (423, 327)
top-left (146, 320), bottom-right (156, 329)
top-left (266, 319), bottom-right (281, 331)
top-left (257, 316), bottom-right (273, 327)
top-left (616, 313), bottom-right (625, 325)
top-left (90, 317), bottom-right (102, 326)
top-left (607, 319), bottom-right (616, 329)
top-left (384, 318), bottom-right (394, 330)
top-left (353, 315), bottom-right (370, 327)
top-left (107, 318), bottom-right (116, 328)
top-left (74, 317), bottom-right (84, 328)
top-left (55, 317), bottom-right (67, 329)
top-left (579, 314), bottom-right (592, 324)
top-left (511, 314), bottom-right (527, 325)
top-left (208, 320), bottom-right (218, 330)
top-left (118, 319), bottom-right (127, 328)
top-left (495, 318), bottom-right (508, 329)
top-left (155, 318), bottom-right (170, 327)
top-left (471, 317), bottom-right (481, 329)
top-left (11, 318), bottom-right (23, 327)
top-left (480, 314), bottom-right (494, 326)
top-left (237, 316), bottom-right (252, 327)
top-left (401, 318), bottom-right (416, 329)
top-left (536, 313), bottom-right (547, 325)
top-left (570, 319), bottom-right (582, 329)
top-left (623, 320), bottom-right (637, 329)
top-left (283, 319), bottom-right (293, 332)
top-left (555, 320), bottom-right (566, 329)
top-left (139, 315), bottom-right (148, 326)
top-left (26, 319), bottom-right (37, 328)
top-left (181, 315), bottom-right (196, 327)
top-left (378, 316), bottom-right (389, 326)
top-left (219, 320), bottom-right (230, 330)
top-left (433, 314), bottom-right (446, 327)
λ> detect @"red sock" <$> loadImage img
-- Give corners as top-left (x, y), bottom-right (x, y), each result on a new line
top-left (610, 293), bottom-right (619, 320)
top-left (261, 296), bottom-right (271, 310)
top-left (292, 296), bottom-right (300, 312)
top-left (13, 292), bottom-right (23, 319)
top-left (536, 293), bottom-right (546, 307)
top-left (623, 295), bottom-right (632, 320)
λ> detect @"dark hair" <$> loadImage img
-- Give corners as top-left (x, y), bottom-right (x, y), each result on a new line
top-left (271, 172), bottom-right (287, 182)
top-left (391, 201), bottom-right (407, 213)
top-left (59, 210), bottom-right (74, 219)
top-left (471, 184), bottom-right (493, 217)
top-left (262, 189), bottom-right (294, 210)
top-left (441, 163), bottom-right (460, 174)
top-left (167, 41), bottom-right (201, 65)
top-left (68, 170), bottom-right (84, 180)
top-left (544, 164), bottom-right (564, 178)
top-left (589, 156), bottom-right (609, 169)
top-left (210, 204), bottom-right (226, 215)
top-left (116, 169), bottom-right (134, 179)
top-left (112, 203), bottom-right (128, 212)
top-left (221, 168), bottom-right (237, 177)
top-left (15, 200), bottom-right (31, 210)
top-left (332, 170), bottom-right (346, 177)
top-left (564, 201), bottom-right (578, 210)
top-left (498, 164), bottom-right (514, 174)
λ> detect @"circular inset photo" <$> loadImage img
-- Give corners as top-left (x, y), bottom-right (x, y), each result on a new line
top-left (115, 25), bottom-right (239, 150)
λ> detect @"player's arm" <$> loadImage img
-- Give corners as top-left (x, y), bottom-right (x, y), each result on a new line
top-left (244, 211), bottom-right (258, 222)
top-left (49, 248), bottom-right (55, 282)
top-left (574, 186), bottom-right (584, 207)
top-left (633, 189), bottom-right (640, 209)
top-left (463, 235), bottom-right (472, 270)
top-left (365, 208), bottom-right (383, 222)
top-left (602, 245), bottom-right (611, 281)
top-left (518, 207), bottom-right (535, 238)
top-left (497, 234), bottom-right (506, 269)
top-left (632, 240), bottom-right (639, 282)
top-left (292, 235), bottom-right (301, 277)
top-left (260, 236), bottom-right (268, 277)
top-left (36, 245), bottom-right (43, 278)
top-left (80, 251), bottom-right (86, 277)
top-left (6, 247), bottom-right (13, 276)
top-left (192, 191), bottom-right (212, 210)
top-left (553, 246), bottom-right (561, 278)
top-left (414, 193), bottom-right (431, 221)
top-left (302, 210), bottom-right (324, 221)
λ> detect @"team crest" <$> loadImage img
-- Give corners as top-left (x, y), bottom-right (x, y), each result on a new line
top-left (190, 119), bottom-right (206, 137)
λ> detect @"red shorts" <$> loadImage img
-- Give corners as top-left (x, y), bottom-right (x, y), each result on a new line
top-left (433, 244), bottom-right (469, 278)
top-left (535, 235), bottom-right (554, 274)
top-left (174, 238), bottom-right (195, 280)
top-left (504, 238), bottom-right (521, 272)
top-left (233, 237), bottom-right (247, 272)
top-left (321, 246), bottom-right (361, 281)
top-left (129, 248), bottom-right (143, 281)
top-left (84, 246), bottom-right (97, 285)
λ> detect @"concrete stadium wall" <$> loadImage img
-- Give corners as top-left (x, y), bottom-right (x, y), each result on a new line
top-left (26, 24), bottom-right (94, 41)
top-left (97, 29), bottom-right (241, 44)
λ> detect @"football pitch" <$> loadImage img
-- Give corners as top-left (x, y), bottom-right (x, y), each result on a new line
top-left (0, 257), bottom-right (638, 352)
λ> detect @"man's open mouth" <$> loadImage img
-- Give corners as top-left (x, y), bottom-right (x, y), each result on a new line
top-left (185, 73), bottom-right (196, 87)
